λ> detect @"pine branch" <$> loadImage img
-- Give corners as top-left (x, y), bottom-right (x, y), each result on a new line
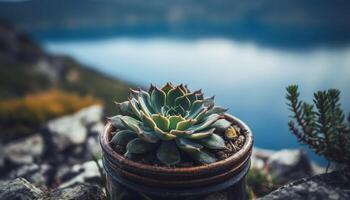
top-left (286, 85), bottom-right (314, 136)
top-left (286, 85), bottom-right (350, 166)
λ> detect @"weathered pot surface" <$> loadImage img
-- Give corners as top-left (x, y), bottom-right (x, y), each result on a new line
top-left (100, 114), bottom-right (253, 198)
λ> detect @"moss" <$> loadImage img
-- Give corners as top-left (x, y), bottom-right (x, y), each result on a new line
top-left (0, 90), bottom-right (100, 140)
top-left (246, 168), bottom-right (279, 198)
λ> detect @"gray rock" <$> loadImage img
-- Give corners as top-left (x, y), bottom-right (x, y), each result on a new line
top-left (261, 170), bottom-right (350, 200)
top-left (7, 164), bottom-right (51, 187)
top-left (266, 149), bottom-right (313, 183)
top-left (0, 178), bottom-right (106, 200)
top-left (251, 148), bottom-right (280, 170)
top-left (47, 182), bottom-right (106, 200)
top-left (0, 134), bottom-right (43, 166)
top-left (46, 105), bottom-right (103, 151)
top-left (0, 178), bottom-right (43, 200)
top-left (204, 191), bottom-right (229, 200)
top-left (75, 105), bottom-right (103, 125)
top-left (58, 159), bottom-right (103, 188)
top-left (88, 122), bottom-right (105, 136)
top-left (87, 136), bottom-right (101, 157)
top-left (47, 115), bottom-right (87, 148)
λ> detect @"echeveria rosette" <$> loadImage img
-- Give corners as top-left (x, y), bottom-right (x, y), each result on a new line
top-left (109, 83), bottom-right (235, 165)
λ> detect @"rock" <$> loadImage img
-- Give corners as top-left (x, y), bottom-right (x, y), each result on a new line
top-left (87, 136), bottom-right (102, 157)
top-left (204, 191), bottom-right (229, 200)
top-left (58, 159), bottom-right (103, 188)
top-left (88, 122), bottom-right (105, 136)
top-left (48, 182), bottom-right (106, 200)
top-left (7, 164), bottom-right (51, 187)
top-left (251, 148), bottom-right (276, 170)
top-left (0, 178), bottom-right (106, 200)
top-left (266, 149), bottom-right (313, 183)
top-left (46, 105), bottom-right (103, 151)
top-left (47, 115), bottom-right (87, 148)
top-left (0, 134), bottom-right (43, 166)
top-left (0, 178), bottom-right (43, 200)
top-left (75, 105), bottom-right (103, 125)
top-left (260, 170), bottom-right (350, 200)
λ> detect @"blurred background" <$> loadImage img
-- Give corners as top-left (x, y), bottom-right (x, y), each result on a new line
top-left (0, 0), bottom-right (349, 167)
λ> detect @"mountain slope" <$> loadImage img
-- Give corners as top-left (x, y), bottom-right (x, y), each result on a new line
top-left (0, 21), bottom-right (134, 114)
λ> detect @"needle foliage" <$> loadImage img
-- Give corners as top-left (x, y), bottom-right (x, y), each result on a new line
top-left (286, 85), bottom-right (350, 166)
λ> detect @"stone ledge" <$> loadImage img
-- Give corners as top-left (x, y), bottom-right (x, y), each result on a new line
top-left (260, 170), bottom-right (350, 200)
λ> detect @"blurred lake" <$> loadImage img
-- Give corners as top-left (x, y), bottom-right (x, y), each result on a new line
top-left (43, 37), bottom-right (350, 165)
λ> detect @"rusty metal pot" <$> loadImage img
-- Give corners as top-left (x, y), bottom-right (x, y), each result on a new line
top-left (100, 114), bottom-right (253, 200)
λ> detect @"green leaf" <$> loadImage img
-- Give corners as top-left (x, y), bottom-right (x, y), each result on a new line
top-left (140, 111), bottom-right (156, 129)
top-left (210, 119), bottom-right (232, 132)
top-left (126, 138), bottom-right (157, 154)
top-left (118, 115), bottom-right (158, 143)
top-left (166, 107), bottom-right (177, 116)
top-left (203, 96), bottom-right (215, 108)
top-left (175, 95), bottom-right (191, 110)
top-left (129, 88), bottom-right (140, 99)
top-left (151, 87), bottom-right (166, 113)
top-left (110, 130), bottom-right (137, 146)
top-left (129, 98), bottom-right (141, 119)
top-left (154, 126), bottom-right (177, 140)
top-left (141, 130), bottom-right (160, 143)
top-left (206, 106), bottom-right (228, 116)
top-left (161, 82), bottom-right (174, 94)
top-left (176, 119), bottom-right (195, 131)
top-left (108, 115), bottom-right (126, 129)
top-left (193, 108), bottom-right (209, 122)
top-left (194, 90), bottom-right (204, 100)
top-left (157, 141), bottom-right (180, 165)
top-left (169, 129), bottom-right (193, 137)
top-left (167, 86), bottom-right (185, 107)
top-left (197, 133), bottom-right (226, 149)
top-left (184, 92), bottom-right (197, 105)
top-left (148, 84), bottom-right (156, 94)
top-left (187, 128), bottom-right (215, 139)
top-left (188, 114), bottom-right (221, 132)
top-left (152, 114), bottom-right (170, 131)
top-left (169, 115), bottom-right (185, 130)
top-left (187, 150), bottom-right (217, 164)
top-left (174, 106), bottom-right (186, 116)
top-left (119, 115), bottom-right (142, 132)
top-left (179, 84), bottom-right (189, 94)
top-left (175, 138), bottom-right (203, 152)
top-left (115, 101), bottom-right (132, 116)
top-left (138, 90), bottom-right (154, 116)
top-left (187, 100), bottom-right (204, 118)
top-left (161, 106), bottom-right (168, 115)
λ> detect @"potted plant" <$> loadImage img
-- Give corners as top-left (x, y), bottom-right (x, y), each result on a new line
top-left (100, 83), bottom-right (253, 200)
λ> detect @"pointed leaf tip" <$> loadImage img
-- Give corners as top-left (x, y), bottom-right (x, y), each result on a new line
top-left (167, 86), bottom-right (186, 107)
top-left (161, 82), bottom-right (174, 94)
top-left (151, 87), bottom-right (166, 113)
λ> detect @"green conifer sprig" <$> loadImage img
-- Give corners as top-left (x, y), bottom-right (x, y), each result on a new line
top-left (286, 85), bottom-right (350, 165)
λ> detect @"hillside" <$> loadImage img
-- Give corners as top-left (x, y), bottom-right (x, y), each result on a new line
top-left (0, 21), bottom-right (134, 114)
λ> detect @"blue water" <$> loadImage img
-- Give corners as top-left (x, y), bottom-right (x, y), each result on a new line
top-left (43, 37), bottom-right (350, 165)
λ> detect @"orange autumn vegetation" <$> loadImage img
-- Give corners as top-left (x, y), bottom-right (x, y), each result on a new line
top-left (0, 90), bottom-right (101, 138)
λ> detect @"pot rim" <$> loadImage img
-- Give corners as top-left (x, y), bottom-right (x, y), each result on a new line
top-left (100, 114), bottom-right (253, 174)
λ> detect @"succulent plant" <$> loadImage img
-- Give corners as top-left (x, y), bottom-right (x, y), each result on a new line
top-left (109, 83), bottom-right (236, 165)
